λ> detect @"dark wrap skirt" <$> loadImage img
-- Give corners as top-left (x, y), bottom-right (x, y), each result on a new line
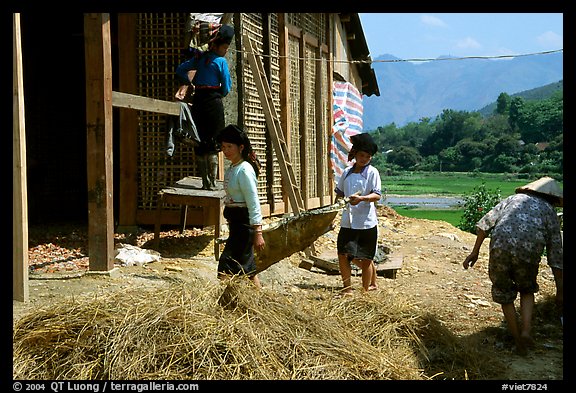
top-left (217, 206), bottom-right (257, 277)
top-left (191, 89), bottom-right (225, 155)
top-left (337, 226), bottom-right (378, 261)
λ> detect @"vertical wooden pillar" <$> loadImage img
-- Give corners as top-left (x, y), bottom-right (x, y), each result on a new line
top-left (315, 44), bottom-right (326, 206)
top-left (299, 33), bottom-right (309, 209)
top-left (13, 13), bottom-right (29, 302)
top-left (327, 14), bottom-right (335, 204)
top-left (262, 13), bottom-right (276, 213)
top-left (84, 13), bottom-right (115, 271)
top-left (278, 13), bottom-right (290, 215)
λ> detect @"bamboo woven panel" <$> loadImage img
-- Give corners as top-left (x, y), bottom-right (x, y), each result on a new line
top-left (136, 13), bottom-right (196, 211)
top-left (267, 14), bottom-right (284, 202)
top-left (288, 36), bottom-right (302, 186)
top-left (305, 43), bottom-right (317, 197)
top-left (287, 13), bottom-right (326, 43)
top-left (303, 13), bottom-right (326, 43)
top-left (285, 14), bottom-right (331, 200)
top-left (320, 51), bottom-right (332, 197)
top-left (241, 13), bottom-right (283, 205)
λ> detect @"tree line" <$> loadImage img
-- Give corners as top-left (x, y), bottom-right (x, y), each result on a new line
top-left (368, 91), bottom-right (563, 179)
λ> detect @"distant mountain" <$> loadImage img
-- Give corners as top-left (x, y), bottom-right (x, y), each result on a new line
top-left (362, 52), bottom-right (563, 129)
top-left (476, 80), bottom-right (563, 117)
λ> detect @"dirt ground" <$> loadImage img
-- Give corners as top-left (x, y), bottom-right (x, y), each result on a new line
top-left (13, 206), bottom-right (563, 381)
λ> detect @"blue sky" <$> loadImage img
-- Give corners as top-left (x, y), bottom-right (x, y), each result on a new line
top-left (359, 13), bottom-right (563, 61)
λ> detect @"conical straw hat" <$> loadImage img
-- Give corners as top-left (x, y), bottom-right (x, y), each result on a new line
top-left (515, 176), bottom-right (563, 207)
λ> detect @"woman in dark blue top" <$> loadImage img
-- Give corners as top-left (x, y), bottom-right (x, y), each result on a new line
top-left (175, 25), bottom-right (234, 190)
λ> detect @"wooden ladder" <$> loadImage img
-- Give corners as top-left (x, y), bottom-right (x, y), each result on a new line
top-left (243, 33), bottom-right (305, 214)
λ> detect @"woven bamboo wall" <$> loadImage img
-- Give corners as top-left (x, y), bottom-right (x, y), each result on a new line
top-left (288, 37), bottom-right (302, 187)
top-left (136, 12), bottom-right (195, 210)
top-left (132, 12), bottom-right (332, 217)
top-left (240, 13), bottom-right (331, 210)
top-left (286, 13), bottom-right (330, 202)
top-left (240, 13), bottom-right (283, 206)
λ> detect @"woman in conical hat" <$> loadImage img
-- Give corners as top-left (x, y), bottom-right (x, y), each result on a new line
top-left (515, 176), bottom-right (563, 207)
top-left (463, 176), bottom-right (563, 355)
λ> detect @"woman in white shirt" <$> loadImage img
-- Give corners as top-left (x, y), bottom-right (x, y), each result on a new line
top-left (335, 133), bottom-right (382, 295)
top-left (216, 125), bottom-right (265, 287)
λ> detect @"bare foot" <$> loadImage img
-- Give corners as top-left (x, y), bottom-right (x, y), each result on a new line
top-left (368, 285), bottom-right (378, 291)
top-left (514, 338), bottom-right (528, 356)
top-left (520, 334), bottom-right (535, 349)
top-left (337, 288), bottom-right (354, 297)
top-left (515, 345), bottom-right (528, 356)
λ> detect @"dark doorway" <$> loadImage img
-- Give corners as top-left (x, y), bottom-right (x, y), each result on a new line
top-left (21, 13), bottom-right (88, 224)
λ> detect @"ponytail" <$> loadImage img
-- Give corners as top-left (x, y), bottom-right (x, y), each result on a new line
top-left (245, 150), bottom-right (261, 177)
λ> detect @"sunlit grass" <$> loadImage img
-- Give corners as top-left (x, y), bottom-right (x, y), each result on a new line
top-left (391, 206), bottom-right (464, 228)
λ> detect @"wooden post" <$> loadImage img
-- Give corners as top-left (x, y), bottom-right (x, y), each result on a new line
top-left (13, 13), bottom-right (29, 302)
top-left (243, 34), bottom-right (305, 214)
top-left (299, 32), bottom-right (309, 209)
top-left (327, 14), bottom-right (335, 204)
top-left (278, 13), bottom-right (291, 214)
top-left (315, 44), bottom-right (326, 206)
top-left (84, 13), bottom-right (115, 272)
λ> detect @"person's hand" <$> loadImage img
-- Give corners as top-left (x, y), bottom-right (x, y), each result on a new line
top-left (463, 252), bottom-right (478, 269)
top-left (348, 192), bottom-right (362, 206)
top-left (175, 85), bottom-right (189, 100)
top-left (254, 232), bottom-right (265, 252)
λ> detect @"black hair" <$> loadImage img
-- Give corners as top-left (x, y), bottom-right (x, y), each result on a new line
top-left (210, 24), bottom-right (234, 47)
top-left (348, 133), bottom-right (378, 161)
top-left (217, 125), bottom-right (261, 177)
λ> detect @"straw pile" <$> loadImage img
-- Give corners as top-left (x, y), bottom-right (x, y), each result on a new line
top-left (13, 278), bottom-right (504, 380)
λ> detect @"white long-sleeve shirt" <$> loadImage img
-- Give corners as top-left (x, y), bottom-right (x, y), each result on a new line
top-left (223, 161), bottom-right (262, 225)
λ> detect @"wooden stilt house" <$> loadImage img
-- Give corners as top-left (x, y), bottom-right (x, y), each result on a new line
top-left (115, 12), bottom-right (379, 226)
top-left (13, 12), bottom-right (378, 300)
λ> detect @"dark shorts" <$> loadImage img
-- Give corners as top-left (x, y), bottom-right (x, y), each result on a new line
top-left (217, 207), bottom-right (257, 277)
top-left (337, 226), bottom-right (378, 261)
top-left (488, 248), bottom-right (540, 304)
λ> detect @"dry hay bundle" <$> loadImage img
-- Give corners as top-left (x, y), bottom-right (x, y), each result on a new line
top-left (13, 278), bottom-right (504, 380)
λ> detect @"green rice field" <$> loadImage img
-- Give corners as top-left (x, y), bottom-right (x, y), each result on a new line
top-left (382, 171), bottom-right (532, 197)
top-left (392, 207), bottom-right (463, 227)
top-left (382, 172), bottom-right (563, 227)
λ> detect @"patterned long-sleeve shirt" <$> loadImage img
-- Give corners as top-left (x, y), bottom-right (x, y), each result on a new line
top-left (476, 193), bottom-right (563, 268)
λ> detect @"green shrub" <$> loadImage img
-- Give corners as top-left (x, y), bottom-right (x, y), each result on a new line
top-left (457, 184), bottom-right (502, 234)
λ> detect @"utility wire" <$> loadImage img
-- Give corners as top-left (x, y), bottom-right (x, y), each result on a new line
top-left (364, 49), bottom-right (564, 64)
top-left (233, 48), bottom-right (563, 64)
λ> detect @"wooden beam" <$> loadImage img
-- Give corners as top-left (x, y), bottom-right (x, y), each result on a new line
top-left (299, 32), bottom-right (309, 208)
top-left (243, 33), bottom-right (305, 214)
top-left (327, 14), bottom-right (336, 205)
top-left (84, 13), bottom-right (115, 272)
top-left (310, 255), bottom-right (339, 273)
top-left (315, 44), bottom-right (325, 206)
top-left (262, 13), bottom-right (275, 213)
top-left (278, 13), bottom-right (291, 215)
top-left (13, 13), bottom-right (29, 302)
top-left (112, 91), bottom-right (180, 116)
